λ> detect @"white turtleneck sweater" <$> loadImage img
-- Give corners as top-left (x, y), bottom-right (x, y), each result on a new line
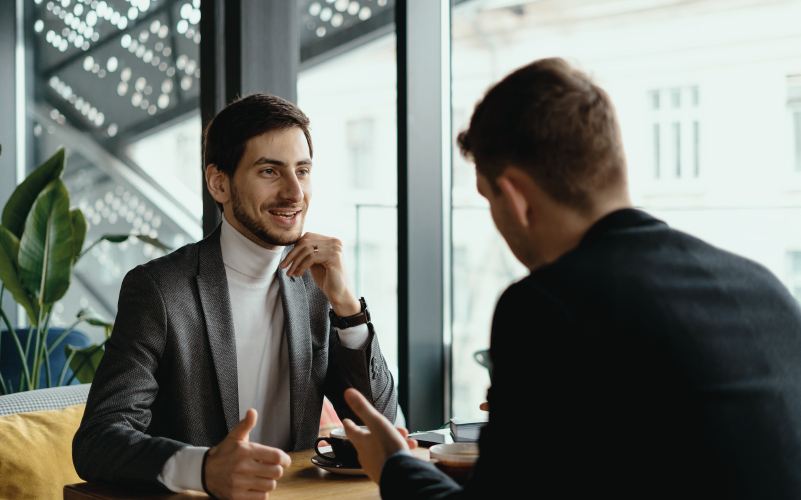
top-left (157, 216), bottom-right (369, 492)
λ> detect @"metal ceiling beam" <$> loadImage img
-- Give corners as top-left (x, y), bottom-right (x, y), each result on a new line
top-left (40, 0), bottom-right (179, 77)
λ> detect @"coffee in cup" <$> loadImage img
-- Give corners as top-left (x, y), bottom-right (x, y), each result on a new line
top-left (314, 427), bottom-right (365, 467)
top-left (429, 443), bottom-right (479, 484)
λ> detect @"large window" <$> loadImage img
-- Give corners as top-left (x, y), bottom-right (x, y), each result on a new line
top-left (25, 0), bottom-right (202, 340)
top-left (450, 0), bottom-right (801, 420)
top-left (298, 33), bottom-right (399, 373)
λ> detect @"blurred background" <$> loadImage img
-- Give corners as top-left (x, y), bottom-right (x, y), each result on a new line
top-left (3, 0), bottom-right (801, 428)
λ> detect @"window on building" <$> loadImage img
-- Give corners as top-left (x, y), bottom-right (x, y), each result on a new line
top-left (649, 86), bottom-right (700, 180)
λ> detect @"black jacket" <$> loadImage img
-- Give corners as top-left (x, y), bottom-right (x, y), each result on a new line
top-left (382, 209), bottom-right (801, 499)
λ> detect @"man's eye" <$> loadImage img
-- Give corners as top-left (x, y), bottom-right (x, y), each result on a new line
top-left (298, 169), bottom-right (309, 175)
top-left (261, 168), bottom-right (274, 175)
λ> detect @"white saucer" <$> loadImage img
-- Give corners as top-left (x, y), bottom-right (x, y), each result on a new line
top-left (311, 454), bottom-right (366, 476)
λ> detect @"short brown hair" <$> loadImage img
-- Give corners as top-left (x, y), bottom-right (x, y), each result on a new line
top-left (457, 58), bottom-right (626, 212)
top-left (203, 94), bottom-right (313, 211)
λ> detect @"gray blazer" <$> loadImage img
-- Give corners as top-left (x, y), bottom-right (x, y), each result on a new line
top-left (72, 226), bottom-right (397, 486)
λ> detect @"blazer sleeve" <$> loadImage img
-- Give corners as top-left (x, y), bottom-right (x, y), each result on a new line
top-left (72, 266), bottom-right (186, 488)
top-left (324, 321), bottom-right (397, 425)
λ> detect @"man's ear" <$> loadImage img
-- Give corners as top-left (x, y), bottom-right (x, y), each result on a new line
top-left (496, 173), bottom-right (530, 228)
top-left (206, 164), bottom-right (231, 205)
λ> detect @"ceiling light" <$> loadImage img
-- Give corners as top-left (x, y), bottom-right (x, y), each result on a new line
top-left (185, 59), bottom-right (196, 74)
top-left (49, 75), bottom-right (59, 87)
top-left (158, 62), bottom-right (167, 71)
top-left (148, 105), bottom-right (156, 115)
top-left (331, 13), bottom-right (342, 27)
top-left (83, 55), bottom-right (94, 70)
top-left (320, 7), bottom-right (332, 21)
top-left (108, 123), bottom-right (118, 137)
top-left (158, 25), bottom-right (169, 38)
top-left (88, 107), bottom-right (97, 120)
top-left (139, 30), bottom-right (149, 42)
top-left (176, 54), bottom-right (187, 69)
top-left (92, 63), bottom-right (99, 73)
top-left (135, 45), bottom-right (145, 57)
top-left (128, 7), bottom-right (138, 20)
top-left (94, 112), bottom-right (104, 126)
top-left (335, 0), bottom-right (348, 12)
top-left (316, 26), bottom-right (326, 37)
top-left (166, 67), bottom-right (175, 76)
top-left (131, 92), bottom-right (142, 106)
top-left (150, 20), bottom-right (160, 33)
top-left (81, 41), bottom-right (89, 50)
top-left (117, 16), bottom-right (127, 29)
top-left (135, 77), bottom-right (146, 92)
top-left (151, 56), bottom-right (160, 66)
top-left (193, 33), bottom-right (200, 44)
top-left (358, 6), bottom-right (371, 20)
top-left (161, 79), bottom-right (173, 93)
top-left (59, 39), bottom-right (68, 51)
top-left (189, 8), bottom-right (200, 24)
top-left (50, 108), bottom-right (60, 120)
top-left (180, 75), bottom-right (192, 90)
top-left (65, 12), bottom-right (74, 24)
top-left (193, 0), bottom-right (200, 7)
top-left (117, 81), bottom-right (128, 95)
top-left (107, 56), bottom-right (118, 71)
top-left (91, 32), bottom-right (99, 42)
top-left (140, 99), bottom-right (149, 110)
top-left (46, 30), bottom-right (55, 42)
top-left (347, 1), bottom-right (359, 15)
top-left (62, 0), bottom-right (70, 7)
top-left (144, 85), bottom-right (152, 95)
top-left (74, 3), bottom-right (83, 15)
top-left (143, 50), bottom-right (153, 63)
top-left (310, 2), bottom-right (321, 16)
top-left (35, 20), bottom-right (44, 32)
top-left (180, 3), bottom-right (192, 19)
top-left (98, 69), bottom-right (106, 77)
top-left (163, 47), bottom-right (171, 56)
top-left (121, 34), bottom-right (131, 47)
top-left (120, 67), bottom-right (131, 81)
top-left (95, 1), bottom-right (106, 16)
top-left (177, 19), bottom-right (188, 34)
top-left (46, 2), bottom-right (54, 10)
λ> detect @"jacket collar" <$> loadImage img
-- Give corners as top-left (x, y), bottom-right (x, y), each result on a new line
top-left (195, 225), bottom-right (240, 432)
top-left (579, 208), bottom-right (665, 247)
top-left (275, 245), bottom-right (314, 449)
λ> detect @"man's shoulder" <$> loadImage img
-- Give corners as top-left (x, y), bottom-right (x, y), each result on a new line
top-left (123, 239), bottom-right (201, 287)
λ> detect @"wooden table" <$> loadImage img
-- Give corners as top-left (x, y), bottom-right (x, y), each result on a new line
top-left (64, 447), bottom-right (430, 500)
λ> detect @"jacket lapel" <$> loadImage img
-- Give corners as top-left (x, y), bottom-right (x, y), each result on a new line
top-left (196, 226), bottom-right (240, 432)
top-left (276, 246), bottom-right (313, 448)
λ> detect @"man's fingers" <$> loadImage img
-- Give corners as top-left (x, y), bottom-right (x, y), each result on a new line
top-left (248, 443), bottom-right (292, 468)
top-left (396, 427), bottom-right (409, 438)
top-left (228, 409), bottom-right (258, 442)
top-left (343, 417), bottom-right (370, 443)
top-left (249, 462), bottom-right (285, 480)
top-left (241, 490), bottom-right (270, 500)
top-left (236, 476), bottom-right (277, 493)
top-left (479, 402), bottom-right (489, 412)
top-left (406, 438), bottom-right (418, 450)
top-left (344, 388), bottom-right (389, 429)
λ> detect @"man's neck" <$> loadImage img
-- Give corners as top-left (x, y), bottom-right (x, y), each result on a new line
top-left (534, 195), bottom-right (632, 269)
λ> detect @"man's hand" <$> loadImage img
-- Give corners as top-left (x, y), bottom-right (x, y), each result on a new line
top-left (479, 402), bottom-right (489, 411)
top-left (204, 409), bottom-right (292, 500)
top-left (342, 388), bottom-right (418, 484)
top-left (279, 232), bottom-right (360, 316)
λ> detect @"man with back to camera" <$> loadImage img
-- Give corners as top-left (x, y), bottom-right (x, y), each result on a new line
top-left (340, 58), bottom-right (801, 499)
top-left (73, 94), bottom-right (399, 499)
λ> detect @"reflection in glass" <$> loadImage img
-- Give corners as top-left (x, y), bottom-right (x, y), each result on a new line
top-left (25, 0), bottom-right (201, 341)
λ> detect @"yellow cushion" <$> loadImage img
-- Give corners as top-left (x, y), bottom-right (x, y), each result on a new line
top-left (0, 404), bottom-right (85, 500)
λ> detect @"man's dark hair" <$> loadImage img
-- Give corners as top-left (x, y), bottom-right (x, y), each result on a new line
top-left (203, 93), bottom-right (313, 211)
top-left (457, 57), bottom-right (626, 212)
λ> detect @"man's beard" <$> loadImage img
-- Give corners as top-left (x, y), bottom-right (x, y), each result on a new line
top-left (230, 182), bottom-right (306, 247)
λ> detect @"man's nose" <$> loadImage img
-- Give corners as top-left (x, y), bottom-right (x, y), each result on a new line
top-left (279, 172), bottom-right (304, 203)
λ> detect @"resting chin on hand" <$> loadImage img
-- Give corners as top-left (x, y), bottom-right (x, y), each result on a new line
top-left (342, 388), bottom-right (419, 483)
top-left (204, 409), bottom-right (292, 500)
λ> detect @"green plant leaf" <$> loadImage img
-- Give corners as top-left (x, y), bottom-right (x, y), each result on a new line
top-left (134, 234), bottom-right (172, 252)
top-left (65, 343), bottom-right (104, 384)
top-left (76, 307), bottom-right (114, 338)
top-left (18, 180), bottom-right (74, 305)
top-left (2, 148), bottom-right (65, 238)
top-left (0, 226), bottom-right (38, 325)
top-left (70, 209), bottom-right (86, 261)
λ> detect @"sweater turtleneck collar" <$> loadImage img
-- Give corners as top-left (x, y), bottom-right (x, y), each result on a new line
top-left (220, 214), bottom-right (284, 280)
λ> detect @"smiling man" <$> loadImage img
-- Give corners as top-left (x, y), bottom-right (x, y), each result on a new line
top-left (73, 94), bottom-right (398, 500)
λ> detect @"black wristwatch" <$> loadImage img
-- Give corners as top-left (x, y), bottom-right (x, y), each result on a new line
top-left (329, 297), bottom-right (371, 329)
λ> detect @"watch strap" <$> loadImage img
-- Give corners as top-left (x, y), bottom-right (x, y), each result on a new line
top-left (329, 297), bottom-right (371, 329)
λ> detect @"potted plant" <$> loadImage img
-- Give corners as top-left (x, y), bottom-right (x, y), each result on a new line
top-left (0, 146), bottom-right (169, 394)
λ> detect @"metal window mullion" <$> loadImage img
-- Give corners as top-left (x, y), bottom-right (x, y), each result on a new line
top-left (397, 0), bottom-right (451, 432)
